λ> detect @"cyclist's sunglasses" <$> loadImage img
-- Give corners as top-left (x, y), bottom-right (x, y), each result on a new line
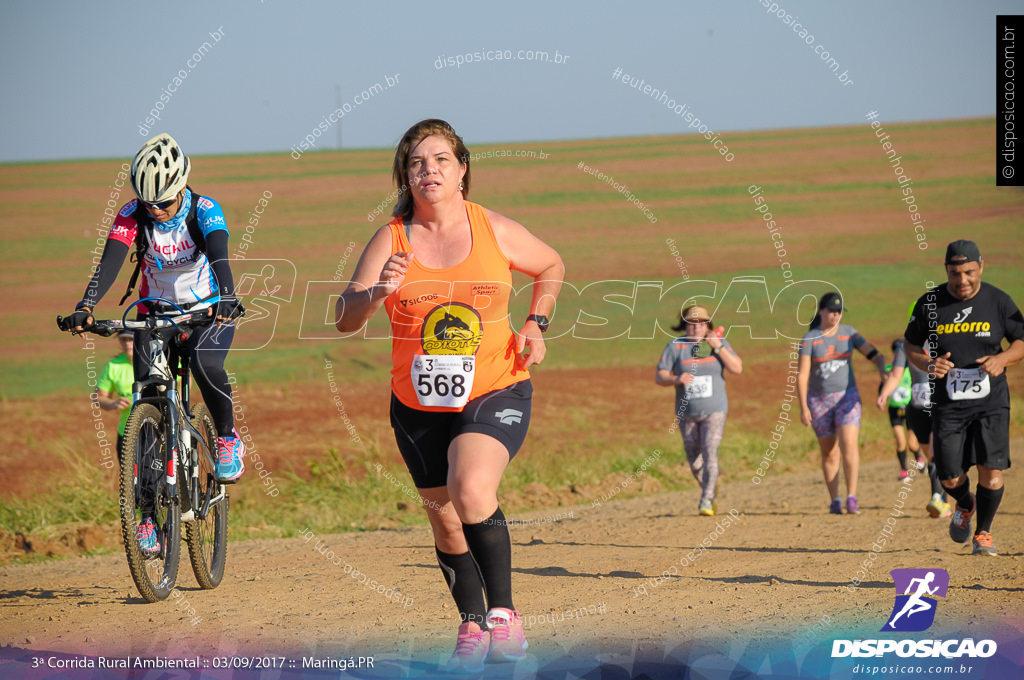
top-left (143, 196), bottom-right (178, 210)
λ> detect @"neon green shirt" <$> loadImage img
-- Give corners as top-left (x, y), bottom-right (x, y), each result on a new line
top-left (884, 362), bottom-right (912, 408)
top-left (97, 354), bottom-right (134, 435)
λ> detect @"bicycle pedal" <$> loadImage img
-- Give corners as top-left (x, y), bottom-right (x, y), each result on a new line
top-left (180, 510), bottom-right (195, 522)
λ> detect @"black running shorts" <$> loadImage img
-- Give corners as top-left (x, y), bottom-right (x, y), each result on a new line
top-left (905, 404), bottom-right (931, 445)
top-left (390, 379), bottom-right (533, 489)
top-left (887, 405), bottom-right (907, 428)
top-left (932, 407), bottom-right (1011, 479)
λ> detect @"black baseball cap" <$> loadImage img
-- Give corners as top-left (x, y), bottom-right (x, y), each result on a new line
top-left (945, 240), bottom-right (981, 266)
top-left (818, 292), bottom-right (843, 312)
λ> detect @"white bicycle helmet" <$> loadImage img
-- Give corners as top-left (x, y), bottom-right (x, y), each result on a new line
top-left (130, 134), bottom-right (191, 203)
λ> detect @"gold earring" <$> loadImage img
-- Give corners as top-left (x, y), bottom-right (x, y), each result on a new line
top-left (459, 181), bottom-right (464, 191)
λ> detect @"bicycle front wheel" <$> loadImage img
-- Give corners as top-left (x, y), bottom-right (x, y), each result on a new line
top-left (184, 403), bottom-right (228, 589)
top-left (119, 403), bottom-right (181, 602)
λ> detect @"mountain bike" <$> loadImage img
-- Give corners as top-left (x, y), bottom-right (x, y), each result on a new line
top-left (58, 298), bottom-right (230, 602)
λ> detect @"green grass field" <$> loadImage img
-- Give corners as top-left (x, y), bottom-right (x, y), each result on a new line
top-left (2, 117), bottom-right (1022, 556)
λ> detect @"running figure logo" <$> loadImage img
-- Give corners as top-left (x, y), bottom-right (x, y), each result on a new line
top-left (881, 568), bottom-right (949, 632)
top-left (953, 307), bottom-right (973, 324)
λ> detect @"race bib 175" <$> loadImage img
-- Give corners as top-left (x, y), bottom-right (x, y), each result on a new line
top-left (945, 367), bottom-right (990, 401)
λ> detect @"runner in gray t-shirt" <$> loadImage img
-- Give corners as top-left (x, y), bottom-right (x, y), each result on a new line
top-left (658, 337), bottom-right (733, 416)
top-left (797, 293), bottom-right (887, 516)
top-left (799, 322), bottom-right (866, 395)
top-left (657, 305), bottom-right (743, 516)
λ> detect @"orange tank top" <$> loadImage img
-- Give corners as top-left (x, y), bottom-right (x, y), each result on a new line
top-left (384, 201), bottom-right (528, 411)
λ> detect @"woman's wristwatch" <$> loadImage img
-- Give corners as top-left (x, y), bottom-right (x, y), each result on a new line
top-left (526, 314), bottom-right (550, 332)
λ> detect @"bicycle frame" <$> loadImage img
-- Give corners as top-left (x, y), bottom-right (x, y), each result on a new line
top-left (116, 299), bottom-right (224, 523)
top-left (58, 296), bottom-right (231, 600)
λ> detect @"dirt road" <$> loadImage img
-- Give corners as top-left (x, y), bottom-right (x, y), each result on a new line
top-left (2, 458), bottom-right (1022, 678)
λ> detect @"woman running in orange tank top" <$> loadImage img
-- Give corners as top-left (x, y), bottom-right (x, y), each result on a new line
top-left (336, 119), bottom-right (564, 672)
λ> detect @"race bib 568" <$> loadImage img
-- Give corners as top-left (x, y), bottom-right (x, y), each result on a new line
top-left (411, 354), bottom-right (475, 408)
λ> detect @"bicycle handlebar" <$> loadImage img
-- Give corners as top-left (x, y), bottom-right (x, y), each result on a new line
top-left (57, 297), bottom-right (217, 336)
top-left (86, 313), bottom-right (212, 337)
top-left (56, 313), bottom-right (210, 337)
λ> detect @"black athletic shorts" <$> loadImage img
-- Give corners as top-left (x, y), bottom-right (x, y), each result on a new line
top-left (905, 404), bottom-right (931, 444)
top-left (390, 379), bottom-right (533, 489)
top-left (887, 405), bottom-right (907, 428)
top-left (932, 407), bottom-right (1011, 479)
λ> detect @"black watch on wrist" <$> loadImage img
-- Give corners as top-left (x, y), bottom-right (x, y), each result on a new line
top-left (526, 314), bottom-right (550, 332)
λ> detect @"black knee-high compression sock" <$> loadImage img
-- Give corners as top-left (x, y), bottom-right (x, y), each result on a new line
top-left (435, 547), bottom-right (487, 626)
top-left (946, 478), bottom-right (973, 509)
top-left (462, 507), bottom-right (514, 611)
top-left (928, 463), bottom-right (945, 497)
top-left (975, 485), bottom-right (1004, 534)
top-left (896, 448), bottom-right (908, 471)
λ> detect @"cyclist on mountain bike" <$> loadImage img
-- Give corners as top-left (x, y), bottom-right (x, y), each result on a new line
top-left (62, 134), bottom-right (246, 534)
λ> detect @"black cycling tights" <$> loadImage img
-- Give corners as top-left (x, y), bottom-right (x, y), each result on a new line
top-left (133, 321), bottom-right (236, 437)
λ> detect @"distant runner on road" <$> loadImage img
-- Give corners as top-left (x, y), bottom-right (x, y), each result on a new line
top-left (877, 336), bottom-right (950, 518)
top-left (878, 338), bottom-right (922, 480)
top-left (798, 292), bottom-right (888, 515)
top-left (656, 305), bottom-right (742, 516)
top-left (904, 240), bottom-right (1024, 556)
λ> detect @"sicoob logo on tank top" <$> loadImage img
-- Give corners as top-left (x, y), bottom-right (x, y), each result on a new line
top-left (421, 303), bottom-right (483, 355)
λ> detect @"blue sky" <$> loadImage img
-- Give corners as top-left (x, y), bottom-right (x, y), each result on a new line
top-left (0, 0), bottom-right (1015, 161)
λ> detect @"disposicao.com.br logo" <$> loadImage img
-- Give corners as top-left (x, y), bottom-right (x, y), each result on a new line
top-left (883, 567), bottom-right (948, 632)
top-left (832, 568), bottom-right (997, 659)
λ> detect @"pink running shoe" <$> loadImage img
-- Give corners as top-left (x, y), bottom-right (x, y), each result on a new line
top-left (445, 621), bottom-right (489, 673)
top-left (485, 608), bottom-right (528, 662)
top-left (215, 428), bottom-right (246, 483)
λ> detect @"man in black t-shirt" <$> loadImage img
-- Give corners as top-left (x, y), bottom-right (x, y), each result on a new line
top-left (905, 240), bottom-right (1024, 556)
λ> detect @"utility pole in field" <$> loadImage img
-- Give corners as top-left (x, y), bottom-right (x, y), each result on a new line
top-left (335, 85), bottom-right (342, 149)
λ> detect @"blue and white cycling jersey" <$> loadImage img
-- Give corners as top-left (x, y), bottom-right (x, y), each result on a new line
top-left (108, 190), bottom-right (228, 310)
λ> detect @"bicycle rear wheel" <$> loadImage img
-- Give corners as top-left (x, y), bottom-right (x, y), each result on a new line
top-left (119, 403), bottom-right (181, 602)
top-left (184, 403), bottom-right (228, 589)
